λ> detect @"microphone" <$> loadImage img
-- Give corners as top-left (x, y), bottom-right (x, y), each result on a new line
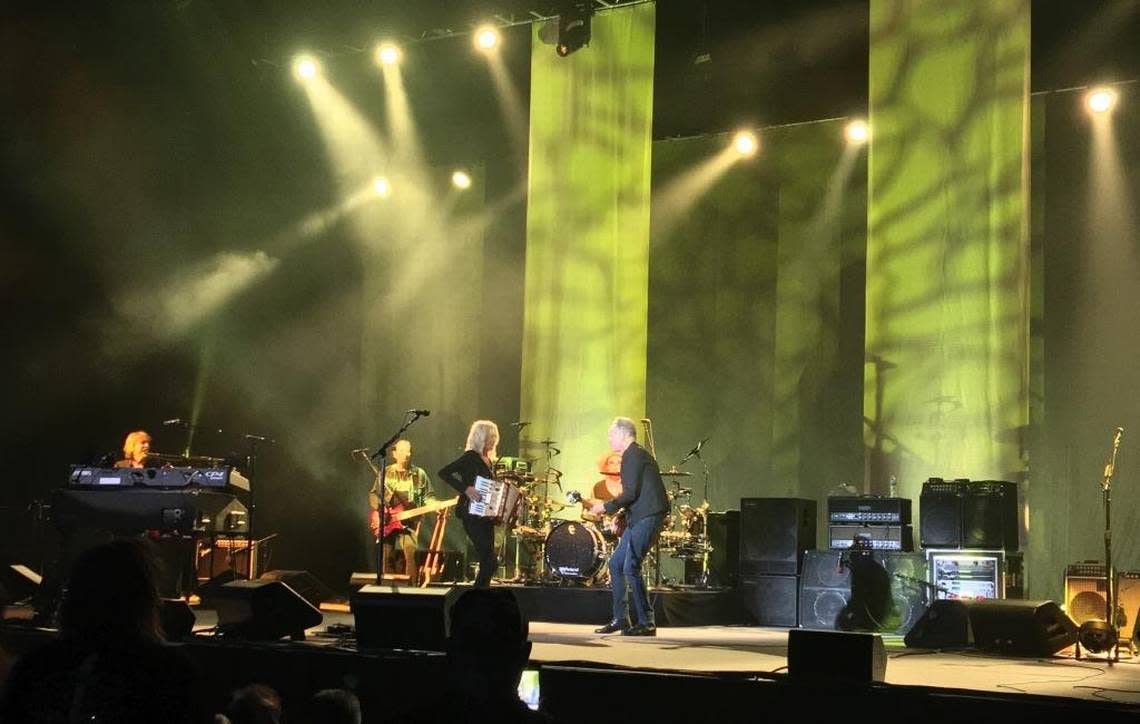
top-left (408, 409), bottom-right (431, 416)
top-left (510, 421), bottom-right (531, 429)
top-left (1115, 426), bottom-right (1125, 444)
top-left (162, 418), bottom-right (183, 426)
top-left (679, 437), bottom-right (709, 464)
top-left (351, 448), bottom-right (370, 455)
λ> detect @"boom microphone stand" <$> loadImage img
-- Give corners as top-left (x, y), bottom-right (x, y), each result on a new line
top-left (1102, 427), bottom-right (1124, 661)
top-left (1076, 426), bottom-right (1125, 662)
top-left (370, 410), bottom-right (429, 584)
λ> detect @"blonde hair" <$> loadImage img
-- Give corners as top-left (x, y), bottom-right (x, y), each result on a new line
top-left (465, 420), bottom-right (500, 458)
top-left (123, 430), bottom-right (151, 460)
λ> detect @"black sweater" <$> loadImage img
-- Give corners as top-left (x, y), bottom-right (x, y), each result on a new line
top-left (438, 449), bottom-right (492, 518)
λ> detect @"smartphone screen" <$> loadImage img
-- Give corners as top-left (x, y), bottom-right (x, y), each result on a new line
top-left (517, 668), bottom-right (540, 711)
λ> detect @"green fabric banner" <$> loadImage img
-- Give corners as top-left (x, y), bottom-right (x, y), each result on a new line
top-left (520, 5), bottom-right (655, 485)
top-left (865, 1), bottom-right (1029, 501)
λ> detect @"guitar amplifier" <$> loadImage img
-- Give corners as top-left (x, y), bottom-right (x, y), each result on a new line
top-left (828, 524), bottom-right (913, 551)
top-left (828, 496), bottom-right (912, 524)
top-left (1063, 564), bottom-right (1140, 640)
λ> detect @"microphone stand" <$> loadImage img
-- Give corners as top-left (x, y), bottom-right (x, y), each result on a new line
top-left (241, 432), bottom-right (275, 580)
top-left (1101, 428), bottom-right (1124, 661)
top-left (371, 411), bottom-right (428, 584)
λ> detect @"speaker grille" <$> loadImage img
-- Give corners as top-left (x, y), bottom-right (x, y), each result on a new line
top-left (739, 498), bottom-right (816, 576)
top-left (798, 550), bottom-right (928, 634)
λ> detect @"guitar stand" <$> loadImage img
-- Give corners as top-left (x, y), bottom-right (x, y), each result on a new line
top-left (420, 508), bottom-right (451, 587)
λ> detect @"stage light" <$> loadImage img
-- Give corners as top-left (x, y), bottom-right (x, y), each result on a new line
top-left (451, 170), bottom-right (472, 190)
top-left (474, 25), bottom-right (500, 51)
top-left (732, 131), bottom-right (758, 157)
top-left (1078, 619), bottom-right (1116, 653)
top-left (1087, 87), bottom-right (1118, 114)
top-left (376, 43), bottom-right (401, 67)
top-left (293, 55), bottom-right (319, 81)
top-left (556, 6), bottom-right (593, 57)
top-left (845, 119), bottom-right (870, 144)
top-left (373, 177), bottom-right (391, 197)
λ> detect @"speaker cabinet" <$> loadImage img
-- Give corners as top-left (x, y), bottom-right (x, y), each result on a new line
top-left (159, 598), bottom-right (196, 641)
top-left (740, 574), bottom-right (798, 627)
top-left (258, 570), bottom-right (336, 609)
top-left (1065, 574), bottom-right (1109, 626)
top-left (920, 479), bottom-right (1019, 551)
top-left (739, 498), bottom-right (816, 576)
top-left (788, 629), bottom-right (886, 683)
top-left (1064, 568), bottom-right (1140, 640)
top-left (799, 550), bottom-right (928, 634)
top-left (919, 479), bottom-right (965, 548)
top-left (684, 510), bottom-right (739, 587)
top-left (968, 599), bottom-right (1077, 657)
top-left (962, 481), bottom-right (1019, 551)
top-left (904, 599), bottom-right (973, 649)
top-left (352, 584), bottom-right (459, 651)
top-left (206, 579), bottom-right (323, 640)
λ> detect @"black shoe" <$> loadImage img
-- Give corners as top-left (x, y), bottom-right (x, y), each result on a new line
top-left (623, 623), bottom-right (657, 637)
top-left (594, 620), bottom-right (629, 634)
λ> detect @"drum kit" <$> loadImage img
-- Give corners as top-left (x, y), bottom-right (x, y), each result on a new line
top-left (490, 440), bottom-right (716, 588)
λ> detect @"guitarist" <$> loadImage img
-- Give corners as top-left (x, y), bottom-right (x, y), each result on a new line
top-left (368, 439), bottom-right (433, 584)
top-left (587, 417), bottom-right (668, 637)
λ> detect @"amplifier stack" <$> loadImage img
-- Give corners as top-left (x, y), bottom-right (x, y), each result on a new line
top-left (827, 496), bottom-right (913, 552)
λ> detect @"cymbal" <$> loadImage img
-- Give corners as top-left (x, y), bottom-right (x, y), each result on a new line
top-left (661, 468), bottom-right (692, 477)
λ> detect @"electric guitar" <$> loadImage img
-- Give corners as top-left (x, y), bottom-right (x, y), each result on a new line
top-left (370, 497), bottom-right (459, 539)
top-left (566, 491), bottom-right (627, 537)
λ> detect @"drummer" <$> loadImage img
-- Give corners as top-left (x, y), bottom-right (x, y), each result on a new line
top-left (582, 452), bottom-right (622, 523)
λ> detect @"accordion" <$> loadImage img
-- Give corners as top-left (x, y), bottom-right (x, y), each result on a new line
top-left (467, 475), bottom-right (523, 525)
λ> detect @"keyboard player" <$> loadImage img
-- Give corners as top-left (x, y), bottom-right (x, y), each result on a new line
top-left (114, 430), bottom-right (153, 468)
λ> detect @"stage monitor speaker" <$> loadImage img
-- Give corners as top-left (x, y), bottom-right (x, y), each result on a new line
top-left (904, 599), bottom-right (973, 649)
top-left (968, 599), bottom-right (1077, 657)
top-left (160, 598), bottom-right (196, 641)
top-left (962, 481), bottom-right (1019, 551)
top-left (206, 579), bottom-right (323, 640)
top-left (919, 479), bottom-right (965, 549)
top-left (352, 584), bottom-right (459, 651)
top-left (684, 510), bottom-right (739, 587)
top-left (259, 570), bottom-right (337, 609)
top-left (798, 550), bottom-right (928, 634)
top-left (740, 574), bottom-right (798, 627)
top-left (788, 629), bottom-right (886, 683)
top-left (739, 498), bottom-right (816, 576)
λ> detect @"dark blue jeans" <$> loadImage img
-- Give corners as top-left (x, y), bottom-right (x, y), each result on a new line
top-left (609, 513), bottom-right (664, 626)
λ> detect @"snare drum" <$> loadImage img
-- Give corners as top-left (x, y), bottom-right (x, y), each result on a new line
top-left (544, 521), bottom-right (607, 580)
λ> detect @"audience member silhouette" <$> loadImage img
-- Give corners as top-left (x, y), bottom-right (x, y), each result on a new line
top-left (305, 688), bottom-right (361, 724)
top-left (395, 588), bottom-right (558, 723)
top-left (0, 538), bottom-right (204, 723)
top-left (222, 683), bottom-right (283, 724)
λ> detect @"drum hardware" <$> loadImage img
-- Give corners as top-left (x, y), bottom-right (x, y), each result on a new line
top-left (544, 520), bottom-right (608, 583)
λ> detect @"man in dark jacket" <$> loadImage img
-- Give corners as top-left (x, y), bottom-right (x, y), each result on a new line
top-left (588, 416), bottom-right (668, 636)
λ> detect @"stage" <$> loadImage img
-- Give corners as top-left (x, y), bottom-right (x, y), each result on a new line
top-left (5, 604), bottom-right (1140, 721)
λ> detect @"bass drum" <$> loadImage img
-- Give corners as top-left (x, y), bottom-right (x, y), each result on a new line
top-left (544, 521), bottom-right (607, 581)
